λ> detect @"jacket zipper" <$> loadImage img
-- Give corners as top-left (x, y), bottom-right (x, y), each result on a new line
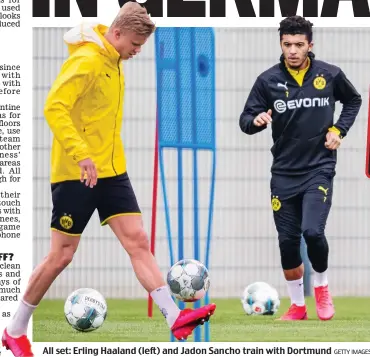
top-left (111, 59), bottom-right (120, 176)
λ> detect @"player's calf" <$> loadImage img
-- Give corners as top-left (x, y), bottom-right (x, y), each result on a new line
top-left (109, 216), bottom-right (182, 328)
top-left (22, 245), bottom-right (75, 305)
top-left (5, 251), bottom-right (73, 341)
top-left (109, 216), bottom-right (168, 292)
top-left (6, 231), bottom-right (79, 344)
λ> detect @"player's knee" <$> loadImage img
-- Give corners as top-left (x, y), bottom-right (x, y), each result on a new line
top-left (60, 248), bottom-right (74, 267)
top-left (279, 235), bottom-right (302, 270)
top-left (303, 228), bottom-right (329, 273)
top-left (47, 247), bottom-right (74, 271)
top-left (126, 228), bottom-right (150, 256)
top-left (303, 228), bottom-right (326, 250)
top-left (303, 227), bottom-right (323, 241)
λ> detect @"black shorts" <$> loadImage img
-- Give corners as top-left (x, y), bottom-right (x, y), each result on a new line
top-left (271, 169), bottom-right (334, 240)
top-left (50, 173), bottom-right (141, 236)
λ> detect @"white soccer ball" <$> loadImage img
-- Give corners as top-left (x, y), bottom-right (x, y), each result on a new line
top-left (241, 281), bottom-right (280, 316)
top-left (64, 288), bottom-right (108, 332)
top-left (167, 259), bottom-right (210, 302)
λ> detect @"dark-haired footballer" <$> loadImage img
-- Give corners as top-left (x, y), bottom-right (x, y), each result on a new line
top-left (239, 16), bottom-right (362, 321)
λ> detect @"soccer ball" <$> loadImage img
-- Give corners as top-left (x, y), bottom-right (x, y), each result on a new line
top-left (167, 259), bottom-right (210, 302)
top-left (64, 288), bottom-right (108, 332)
top-left (241, 281), bottom-right (280, 315)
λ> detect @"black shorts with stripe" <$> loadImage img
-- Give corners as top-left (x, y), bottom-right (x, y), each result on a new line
top-left (270, 168), bottom-right (335, 242)
top-left (50, 173), bottom-right (141, 236)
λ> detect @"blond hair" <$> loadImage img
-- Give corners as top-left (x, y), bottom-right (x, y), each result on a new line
top-left (110, 2), bottom-right (156, 37)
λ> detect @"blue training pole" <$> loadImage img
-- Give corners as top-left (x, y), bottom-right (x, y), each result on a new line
top-left (155, 27), bottom-right (216, 343)
top-left (301, 237), bottom-right (312, 296)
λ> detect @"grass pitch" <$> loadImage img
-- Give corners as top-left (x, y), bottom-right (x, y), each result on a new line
top-left (33, 297), bottom-right (370, 342)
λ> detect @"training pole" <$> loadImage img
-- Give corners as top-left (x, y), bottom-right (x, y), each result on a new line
top-left (148, 115), bottom-right (159, 318)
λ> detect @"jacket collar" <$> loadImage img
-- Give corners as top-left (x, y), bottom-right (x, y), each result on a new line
top-left (94, 24), bottom-right (121, 64)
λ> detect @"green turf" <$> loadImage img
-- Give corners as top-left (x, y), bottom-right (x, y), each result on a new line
top-left (33, 298), bottom-right (370, 342)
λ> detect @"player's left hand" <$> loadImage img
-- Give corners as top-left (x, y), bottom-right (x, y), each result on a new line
top-left (325, 131), bottom-right (341, 150)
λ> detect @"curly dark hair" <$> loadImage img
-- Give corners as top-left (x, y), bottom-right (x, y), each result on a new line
top-left (278, 16), bottom-right (314, 43)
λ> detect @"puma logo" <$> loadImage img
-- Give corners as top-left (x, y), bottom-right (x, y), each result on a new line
top-left (277, 82), bottom-right (289, 97)
top-left (277, 82), bottom-right (288, 91)
top-left (318, 186), bottom-right (329, 195)
top-left (318, 186), bottom-right (329, 202)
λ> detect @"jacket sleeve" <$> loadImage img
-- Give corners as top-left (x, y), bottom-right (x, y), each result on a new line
top-left (332, 69), bottom-right (362, 138)
top-left (44, 55), bottom-right (98, 163)
top-left (239, 76), bottom-right (270, 135)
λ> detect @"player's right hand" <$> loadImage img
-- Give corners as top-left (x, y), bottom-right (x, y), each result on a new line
top-left (78, 158), bottom-right (98, 188)
top-left (253, 109), bottom-right (273, 127)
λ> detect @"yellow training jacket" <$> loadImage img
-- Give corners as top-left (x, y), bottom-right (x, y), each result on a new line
top-left (44, 23), bottom-right (126, 183)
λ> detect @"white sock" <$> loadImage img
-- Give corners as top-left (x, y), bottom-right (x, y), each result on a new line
top-left (150, 286), bottom-right (180, 328)
top-left (7, 299), bottom-right (37, 338)
top-left (286, 277), bottom-right (305, 307)
top-left (314, 270), bottom-right (328, 287)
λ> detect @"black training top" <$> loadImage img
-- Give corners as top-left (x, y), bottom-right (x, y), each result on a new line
top-left (239, 52), bottom-right (362, 177)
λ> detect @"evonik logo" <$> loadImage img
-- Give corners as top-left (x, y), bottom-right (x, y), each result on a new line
top-left (274, 97), bottom-right (330, 113)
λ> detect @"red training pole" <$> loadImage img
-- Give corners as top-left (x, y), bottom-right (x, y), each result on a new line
top-left (366, 86), bottom-right (370, 178)
top-left (148, 114), bottom-right (159, 317)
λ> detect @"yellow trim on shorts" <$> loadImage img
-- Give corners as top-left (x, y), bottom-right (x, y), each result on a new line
top-left (101, 212), bottom-right (142, 226)
top-left (51, 228), bottom-right (81, 237)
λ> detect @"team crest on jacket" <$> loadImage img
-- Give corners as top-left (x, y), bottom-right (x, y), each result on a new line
top-left (271, 196), bottom-right (281, 212)
top-left (313, 75), bottom-right (326, 90)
